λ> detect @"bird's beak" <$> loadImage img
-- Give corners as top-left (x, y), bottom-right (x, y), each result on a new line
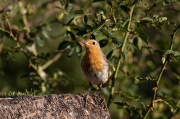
top-left (79, 40), bottom-right (87, 48)
top-left (82, 40), bottom-right (87, 45)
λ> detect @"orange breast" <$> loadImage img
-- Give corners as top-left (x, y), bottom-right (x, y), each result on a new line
top-left (82, 51), bottom-right (104, 72)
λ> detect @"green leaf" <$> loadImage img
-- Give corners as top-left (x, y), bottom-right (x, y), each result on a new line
top-left (125, 108), bottom-right (133, 116)
top-left (58, 41), bottom-right (71, 50)
top-left (66, 17), bottom-right (74, 25)
top-left (74, 10), bottom-right (84, 14)
top-left (136, 29), bottom-right (148, 44)
top-left (161, 97), bottom-right (177, 111)
top-left (6, 52), bottom-right (15, 61)
top-left (133, 37), bottom-right (142, 49)
top-left (37, 37), bottom-right (44, 47)
top-left (130, 106), bottom-right (143, 117)
top-left (159, 17), bottom-right (167, 23)
top-left (114, 101), bottom-right (143, 117)
top-left (76, 30), bottom-right (87, 36)
top-left (100, 29), bottom-right (109, 37)
top-left (121, 91), bottom-right (134, 99)
top-left (83, 15), bottom-right (88, 24)
top-left (121, 90), bottom-right (146, 109)
top-left (114, 101), bottom-right (129, 108)
top-left (99, 39), bottom-right (109, 48)
top-left (67, 46), bottom-right (75, 57)
top-left (136, 75), bottom-right (156, 83)
top-left (174, 51), bottom-right (180, 57)
top-left (165, 50), bottom-right (174, 55)
top-left (85, 25), bottom-right (93, 32)
top-left (111, 38), bottom-right (121, 46)
top-left (162, 56), bottom-right (166, 64)
top-left (140, 17), bottom-right (153, 24)
top-left (42, 30), bottom-right (50, 39)
top-left (121, 19), bottom-right (129, 28)
top-left (106, 48), bottom-right (114, 59)
top-left (66, 31), bottom-right (76, 41)
top-left (120, 52), bottom-right (125, 62)
top-left (75, 43), bottom-right (82, 57)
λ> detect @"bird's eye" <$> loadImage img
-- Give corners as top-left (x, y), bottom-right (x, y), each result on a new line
top-left (92, 42), bottom-right (96, 45)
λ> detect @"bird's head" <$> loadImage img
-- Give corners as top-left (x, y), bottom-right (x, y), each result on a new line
top-left (82, 39), bottom-right (101, 53)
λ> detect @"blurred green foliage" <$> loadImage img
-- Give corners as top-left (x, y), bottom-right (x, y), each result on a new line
top-left (1, 0), bottom-right (180, 118)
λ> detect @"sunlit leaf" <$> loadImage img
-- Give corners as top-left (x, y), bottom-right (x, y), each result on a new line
top-left (136, 75), bottom-right (156, 82)
top-left (133, 37), bottom-right (142, 49)
top-left (140, 17), bottom-right (153, 24)
top-left (42, 30), bottom-right (50, 39)
top-left (76, 43), bottom-right (82, 57)
top-left (37, 37), bottom-right (44, 47)
top-left (67, 46), bottom-right (75, 57)
top-left (174, 51), bottom-right (180, 57)
top-left (165, 50), bottom-right (174, 55)
top-left (162, 56), bottom-right (166, 64)
top-left (159, 17), bottom-right (167, 23)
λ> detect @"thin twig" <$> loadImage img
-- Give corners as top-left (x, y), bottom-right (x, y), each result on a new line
top-left (40, 52), bottom-right (62, 71)
top-left (18, 1), bottom-right (30, 32)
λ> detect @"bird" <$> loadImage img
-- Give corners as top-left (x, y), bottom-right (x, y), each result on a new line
top-left (81, 39), bottom-right (109, 92)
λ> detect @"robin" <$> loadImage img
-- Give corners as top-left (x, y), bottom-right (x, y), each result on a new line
top-left (81, 39), bottom-right (109, 92)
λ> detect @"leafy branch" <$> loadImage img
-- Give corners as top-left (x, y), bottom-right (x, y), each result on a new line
top-left (107, 4), bottom-right (136, 107)
top-left (0, 14), bottom-right (62, 79)
top-left (143, 24), bottom-right (180, 119)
